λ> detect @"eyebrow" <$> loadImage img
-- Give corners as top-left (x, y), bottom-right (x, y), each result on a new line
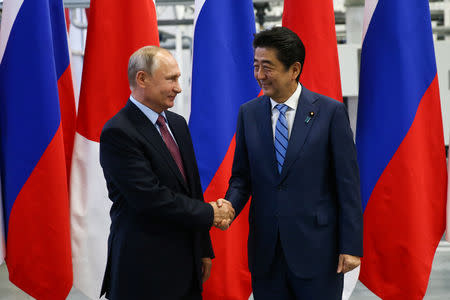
top-left (166, 73), bottom-right (181, 78)
top-left (254, 59), bottom-right (275, 66)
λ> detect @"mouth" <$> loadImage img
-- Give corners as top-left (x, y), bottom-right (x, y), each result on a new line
top-left (260, 82), bottom-right (271, 89)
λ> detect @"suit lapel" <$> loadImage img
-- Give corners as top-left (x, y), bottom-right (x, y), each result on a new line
top-left (257, 97), bottom-right (280, 179)
top-left (279, 87), bottom-right (319, 182)
top-left (166, 112), bottom-right (192, 193)
top-left (125, 101), bottom-right (189, 192)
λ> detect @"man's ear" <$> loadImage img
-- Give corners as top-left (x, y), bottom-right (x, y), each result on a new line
top-left (135, 70), bottom-right (148, 88)
top-left (291, 62), bottom-right (301, 81)
top-left (291, 61), bottom-right (302, 80)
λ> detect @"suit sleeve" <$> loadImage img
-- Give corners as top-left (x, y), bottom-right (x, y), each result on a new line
top-left (100, 126), bottom-right (214, 231)
top-left (225, 105), bottom-right (252, 217)
top-left (201, 233), bottom-right (214, 259)
top-left (330, 103), bottom-right (364, 257)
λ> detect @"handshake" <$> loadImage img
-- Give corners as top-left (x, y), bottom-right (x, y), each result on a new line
top-left (210, 199), bottom-right (235, 230)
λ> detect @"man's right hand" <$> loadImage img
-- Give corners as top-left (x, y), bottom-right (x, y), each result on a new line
top-left (210, 199), bottom-right (235, 230)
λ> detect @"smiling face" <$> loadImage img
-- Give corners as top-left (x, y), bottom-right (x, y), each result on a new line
top-left (137, 51), bottom-right (182, 113)
top-left (253, 47), bottom-right (301, 103)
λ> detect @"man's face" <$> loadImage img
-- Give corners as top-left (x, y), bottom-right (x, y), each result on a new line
top-left (142, 52), bottom-right (182, 113)
top-left (253, 47), bottom-right (299, 102)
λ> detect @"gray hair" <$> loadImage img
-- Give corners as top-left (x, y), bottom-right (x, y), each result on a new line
top-left (128, 46), bottom-right (163, 89)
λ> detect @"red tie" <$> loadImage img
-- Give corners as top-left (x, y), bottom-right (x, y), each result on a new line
top-left (156, 115), bottom-right (187, 182)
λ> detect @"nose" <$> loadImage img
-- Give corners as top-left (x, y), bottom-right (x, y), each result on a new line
top-left (255, 68), bottom-right (266, 80)
top-left (174, 80), bottom-right (182, 94)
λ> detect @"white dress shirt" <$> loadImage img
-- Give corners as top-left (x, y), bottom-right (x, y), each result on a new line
top-left (270, 83), bottom-right (302, 141)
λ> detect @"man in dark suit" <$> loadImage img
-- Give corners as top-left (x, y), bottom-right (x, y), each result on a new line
top-left (99, 46), bottom-right (234, 300)
top-left (220, 27), bottom-right (363, 299)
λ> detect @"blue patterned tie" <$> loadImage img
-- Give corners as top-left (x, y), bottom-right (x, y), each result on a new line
top-left (274, 104), bottom-right (289, 173)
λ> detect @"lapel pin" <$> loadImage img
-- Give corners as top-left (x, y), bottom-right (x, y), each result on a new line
top-left (305, 112), bottom-right (315, 124)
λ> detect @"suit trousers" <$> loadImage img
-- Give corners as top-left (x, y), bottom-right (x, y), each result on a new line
top-left (183, 289), bottom-right (202, 300)
top-left (105, 267), bottom-right (202, 300)
top-left (107, 291), bottom-right (201, 300)
top-left (183, 274), bottom-right (202, 300)
top-left (251, 236), bottom-right (343, 300)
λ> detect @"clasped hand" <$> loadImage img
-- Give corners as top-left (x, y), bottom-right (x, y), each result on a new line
top-left (210, 198), bottom-right (235, 230)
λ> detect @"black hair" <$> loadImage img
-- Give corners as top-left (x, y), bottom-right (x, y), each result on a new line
top-left (253, 27), bottom-right (305, 82)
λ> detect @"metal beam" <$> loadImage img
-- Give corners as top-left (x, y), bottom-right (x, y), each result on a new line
top-left (63, 0), bottom-right (90, 8)
top-left (155, 0), bottom-right (194, 5)
top-left (0, 0), bottom-right (448, 35)
top-left (0, 0), bottom-right (284, 9)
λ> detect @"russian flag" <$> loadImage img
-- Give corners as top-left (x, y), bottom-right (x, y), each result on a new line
top-left (0, 179), bottom-right (4, 265)
top-left (70, 0), bottom-right (159, 298)
top-left (356, 0), bottom-right (447, 298)
top-left (189, 0), bottom-right (260, 299)
top-left (447, 156), bottom-right (450, 241)
top-left (0, 0), bottom-right (74, 298)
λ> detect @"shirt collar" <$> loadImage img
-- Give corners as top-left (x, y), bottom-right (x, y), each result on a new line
top-left (270, 83), bottom-right (302, 111)
top-left (129, 95), bottom-right (167, 125)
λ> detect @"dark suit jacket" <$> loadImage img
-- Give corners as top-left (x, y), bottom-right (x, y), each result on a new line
top-left (99, 101), bottom-right (214, 300)
top-left (226, 86), bottom-right (363, 279)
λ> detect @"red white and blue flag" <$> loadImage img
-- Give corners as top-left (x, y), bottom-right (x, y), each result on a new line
top-left (447, 156), bottom-right (450, 242)
top-left (356, 0), bottom-right (447, 298)
top-left (190, 0), bottom-right (260, 299)
top-left (0, 0), bottom-right (75, 298)
top-left (0, 176), bottom-right (4, 265)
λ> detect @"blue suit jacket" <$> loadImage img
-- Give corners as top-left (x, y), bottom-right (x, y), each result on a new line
top-left (226, 86), bottom-right (363, 278)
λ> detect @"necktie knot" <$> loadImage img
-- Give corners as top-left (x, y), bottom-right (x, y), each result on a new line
top-left (156, 115), bottom-right (166, 127)
top-left (275, 104), bottom-right (288, 115)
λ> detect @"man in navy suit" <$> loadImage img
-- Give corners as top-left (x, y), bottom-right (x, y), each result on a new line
top-left (221, 27), bottom-right (363, 299)
top-left (99, 46), bottom-right (234, 300)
